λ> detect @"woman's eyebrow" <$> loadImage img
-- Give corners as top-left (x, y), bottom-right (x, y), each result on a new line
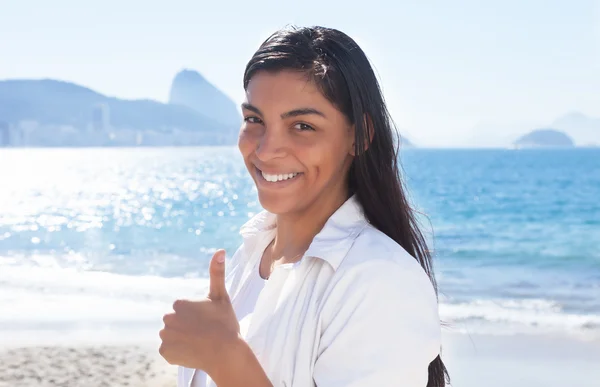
top-left (241, 103), bottom-right (263, 116)
top-left (281, 108), bottom-right (326, 119)
top-left (242, 104), bottom-right (327, 119)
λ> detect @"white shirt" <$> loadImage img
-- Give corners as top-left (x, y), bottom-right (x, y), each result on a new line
top-left (179, 195), bottom-right (441, 387)
top-left (232, 259), bottom-right (268, 326)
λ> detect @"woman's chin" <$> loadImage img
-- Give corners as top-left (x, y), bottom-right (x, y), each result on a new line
top-left (257, 191), bottom-right (300, 215)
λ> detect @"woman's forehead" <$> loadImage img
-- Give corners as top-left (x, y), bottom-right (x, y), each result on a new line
top-left (244, 71), bottom-right (330, 111)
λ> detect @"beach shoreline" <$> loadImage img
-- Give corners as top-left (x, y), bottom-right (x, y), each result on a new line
top-left (1, 330), bottom-right (599, 387)
top-left (0, 330), bottom-right (177, 387)
top-left (442, 332), bottom-right (600, 387)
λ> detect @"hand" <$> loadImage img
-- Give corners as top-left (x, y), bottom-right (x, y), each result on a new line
top-left (159, 249), bottom-right (240, 374)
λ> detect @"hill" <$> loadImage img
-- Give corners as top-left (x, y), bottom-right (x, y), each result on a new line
top-left (400, 136), bottom-right (415, 148)
top-left (513, 129), bottom-right (575, 148)
top-left (168, 69), bottom-right (241, 127)
top-left (0, 78), bottom-right (239, 145)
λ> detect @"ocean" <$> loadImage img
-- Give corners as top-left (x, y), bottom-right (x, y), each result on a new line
top-left (0, 147), bottom-right (599, 340)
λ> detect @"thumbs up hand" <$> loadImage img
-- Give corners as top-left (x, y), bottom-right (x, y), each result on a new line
top-left (159, 249), bottom-right (240, 374)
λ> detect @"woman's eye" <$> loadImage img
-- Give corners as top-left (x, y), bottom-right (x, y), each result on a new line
top-left (244, 116), bottom-right (263, 124)
top-left (294, 123), bottom-right (315, 131)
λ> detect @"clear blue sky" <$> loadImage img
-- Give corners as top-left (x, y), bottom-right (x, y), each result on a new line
top-left (1, 0), bottom-right (598, 146)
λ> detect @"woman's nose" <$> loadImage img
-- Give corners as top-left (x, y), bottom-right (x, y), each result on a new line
top-left (255, 128), bottom-right (287, 161)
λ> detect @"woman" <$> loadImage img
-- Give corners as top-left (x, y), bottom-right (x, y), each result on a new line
top-left (159, 26), bottom-right (449, 387)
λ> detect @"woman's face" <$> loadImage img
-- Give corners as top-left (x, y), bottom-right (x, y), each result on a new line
top-left (238, 70), bottom-right (355, 215)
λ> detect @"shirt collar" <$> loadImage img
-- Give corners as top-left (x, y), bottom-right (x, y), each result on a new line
top-left (239, 195), bottom-right (368, 271)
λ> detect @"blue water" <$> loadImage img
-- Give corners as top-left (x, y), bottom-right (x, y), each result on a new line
top-left (0, 147), bottom-right (599, 337)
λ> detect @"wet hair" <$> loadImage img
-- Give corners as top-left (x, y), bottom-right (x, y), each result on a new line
top-left (243, 26), bottom-right (449, 386)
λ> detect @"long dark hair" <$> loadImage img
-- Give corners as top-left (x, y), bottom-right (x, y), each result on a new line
top-left (243, 26), bottom-right (449, 387)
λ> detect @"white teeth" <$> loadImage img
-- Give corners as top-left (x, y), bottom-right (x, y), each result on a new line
top-left (261, 171), bottom-right (299, 182)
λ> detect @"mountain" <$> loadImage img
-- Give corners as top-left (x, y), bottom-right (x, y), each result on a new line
top-left (551, 112), bottom-right (600, 146)
top-left (0, 79), bottom-right (239, 144)
top-left (400, 136), bottom-right (415, 148)
top-left (513, 129), bottom-right (575, 148)
top-left (168, 69), bottom-right (241, 127)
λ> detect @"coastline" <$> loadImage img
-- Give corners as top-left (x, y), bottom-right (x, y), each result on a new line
top-left (443, 332), bottom-right (600, 387)
top-left (1, 329), bottom-right (599, 387)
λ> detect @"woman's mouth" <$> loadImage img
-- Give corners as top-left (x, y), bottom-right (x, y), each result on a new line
top-left (256, 167), bottom-right (303, 185)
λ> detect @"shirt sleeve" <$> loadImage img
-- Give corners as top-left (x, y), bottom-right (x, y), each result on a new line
top-left (313, 259), bottom-right (442, 387)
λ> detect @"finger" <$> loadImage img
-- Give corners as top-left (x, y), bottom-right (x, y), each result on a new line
top-left (162, 312), bottom-right (184, 330)
top-left (172, 299), bottom-right (191, 313)
top-left (158, 328), bottom-right (187, 365)
top-left (208, 249), bottom-right (229, 302)
top-left (159, 326), bottom-right (186, 343)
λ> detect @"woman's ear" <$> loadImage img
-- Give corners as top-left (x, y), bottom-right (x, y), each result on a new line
top-left (350, 114), bottom-right (375, 156)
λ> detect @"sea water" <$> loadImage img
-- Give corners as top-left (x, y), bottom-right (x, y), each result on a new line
top-left (0, 147), bottom-right (598, 340)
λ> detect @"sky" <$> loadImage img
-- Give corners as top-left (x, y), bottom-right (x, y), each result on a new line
top-left (0, 0), bottom-right (599, 146)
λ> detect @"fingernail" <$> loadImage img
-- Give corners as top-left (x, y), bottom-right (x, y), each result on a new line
top-left (217, 251), bottom-right (225, 263)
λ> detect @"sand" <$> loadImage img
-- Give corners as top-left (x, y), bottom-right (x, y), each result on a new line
top-left (443, 332), bottom-right (600, 387)
top-left (0, 344), bottom-right (177, 387)
top-left (1, 331), bottom-right (599, 387)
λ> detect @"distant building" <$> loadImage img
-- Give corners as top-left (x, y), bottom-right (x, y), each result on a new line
top-left (136, 131), bottom-right (144, 146)
top-left (92, 103), bottom-right (111, 131)
top-left (0, 121), bottom-right (9, 146)
top-left (18, 120), bottom-right (39, 146)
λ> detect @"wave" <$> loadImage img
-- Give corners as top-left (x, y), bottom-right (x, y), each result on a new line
top-left (440, 297), bottom-right (600, 338)
top-left (1, 262), bottom-right (598, 341)
top-left (0, 262), bottom-right (209, 331)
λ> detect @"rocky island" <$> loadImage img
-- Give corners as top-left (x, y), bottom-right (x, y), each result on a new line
top-left (513, 129), bottom-right (575, 149)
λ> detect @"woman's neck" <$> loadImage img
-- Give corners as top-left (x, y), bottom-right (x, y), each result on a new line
top-left (270, 191), bottom-right (350, 263)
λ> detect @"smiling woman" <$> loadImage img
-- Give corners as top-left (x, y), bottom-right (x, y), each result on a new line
top-left (160, 25), bottom-right (449, 387)
top-left (239, 70), bottom-right (356, 215)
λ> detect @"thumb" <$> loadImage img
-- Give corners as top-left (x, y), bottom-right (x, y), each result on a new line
top-left (208, 249), bottom-right (229, 302)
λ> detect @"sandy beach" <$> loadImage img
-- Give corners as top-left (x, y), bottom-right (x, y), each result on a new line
top-left (443, 332), bottom-right (600, 387)
top-left (0, 327), bottom-right (177, 387)
top-left (0, 345), bottom-right (176, 387)
top-left (1, 329), bottom-right (599, 387)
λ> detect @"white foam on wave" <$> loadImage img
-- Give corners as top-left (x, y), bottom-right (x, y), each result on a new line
top-left (0, 263), bottom-right (210, 329)
top-left (2, 260), bottom-right (599, 341)
top-left (440, 298), bottom-right (600, 338)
